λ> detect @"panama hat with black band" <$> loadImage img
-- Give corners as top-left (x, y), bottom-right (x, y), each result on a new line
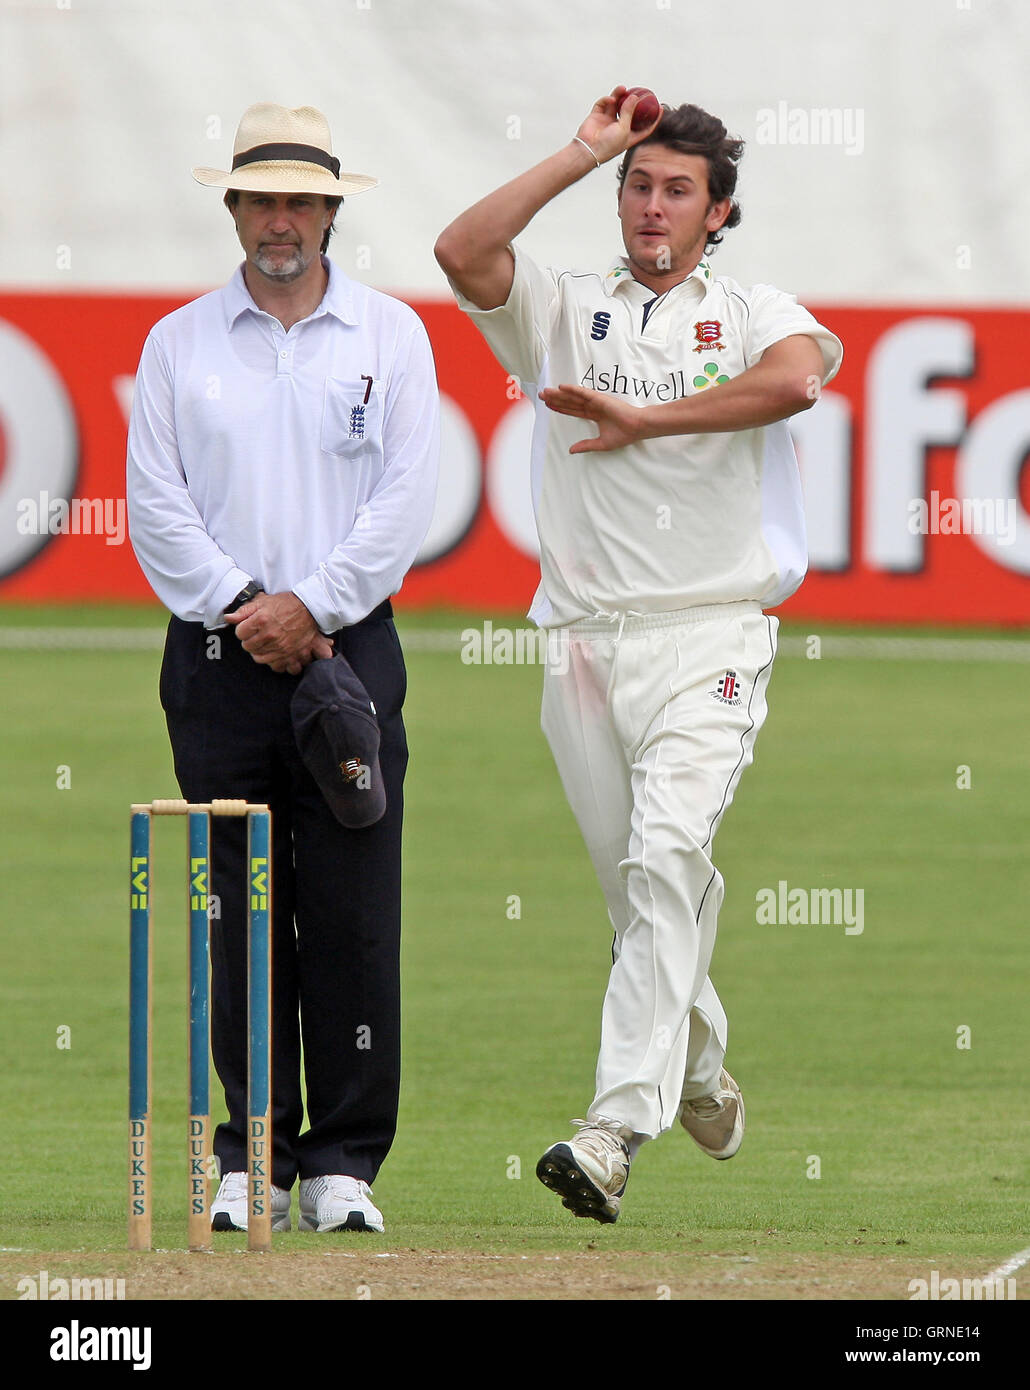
top-left (192, 102), bottom-right (377, 196)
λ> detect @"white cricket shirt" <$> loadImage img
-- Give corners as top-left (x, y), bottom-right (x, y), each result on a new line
top-left (127, 258), bottom-right (439, 630)
top-left (455, 249), bottom-right (842, 626)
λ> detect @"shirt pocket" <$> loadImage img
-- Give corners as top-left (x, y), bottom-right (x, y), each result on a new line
top-left (321, 378), bottom-right (385, 465)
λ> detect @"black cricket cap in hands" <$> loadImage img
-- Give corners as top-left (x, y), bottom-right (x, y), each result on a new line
top-left (290, 654), bottom-right (386, 828)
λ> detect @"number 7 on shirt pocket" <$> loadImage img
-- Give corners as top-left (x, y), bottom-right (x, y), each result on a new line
top-left (321, 378), bottom-right (385, 463)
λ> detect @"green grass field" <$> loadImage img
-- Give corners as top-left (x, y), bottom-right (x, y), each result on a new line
top-left (0, 605), bottom-right (1027, 1308)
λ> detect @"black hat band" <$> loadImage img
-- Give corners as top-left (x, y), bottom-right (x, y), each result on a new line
top-left (232, 142), bottom-right (341, 178)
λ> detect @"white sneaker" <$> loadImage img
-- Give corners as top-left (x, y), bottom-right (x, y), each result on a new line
top-left (679, 1069), bottom-right (745, 1159)
top-left (298, 1175), bottom-right (384, 1233)
top-left (536, 1117), bottom-right (631, 1224)
top-left (210, 1170), bottom-right (292, 1232)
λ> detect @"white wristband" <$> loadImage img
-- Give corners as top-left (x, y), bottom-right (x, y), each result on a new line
top-left (573, 135), bottom-right (601, 168)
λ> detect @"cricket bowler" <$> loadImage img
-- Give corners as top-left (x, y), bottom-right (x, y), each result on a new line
top-left (435, 88), bottom-right (843, 1222)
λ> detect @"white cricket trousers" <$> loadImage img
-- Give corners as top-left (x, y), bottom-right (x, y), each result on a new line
top-left (540, 601), bottom-right (778, 1142)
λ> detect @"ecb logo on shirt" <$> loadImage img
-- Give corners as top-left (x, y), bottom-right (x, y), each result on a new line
top-left (590, 311), bottom-right (612, 341)
top-left (348, 405), bottom-right (366, 439)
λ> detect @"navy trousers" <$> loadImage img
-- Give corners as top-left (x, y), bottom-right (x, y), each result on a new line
top-left (160, 603), bottom-right (407, 1189)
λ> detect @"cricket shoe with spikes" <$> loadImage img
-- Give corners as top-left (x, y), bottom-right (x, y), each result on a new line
top-left (536, 1116), bottom-right (631, 1224)
top-left (210, 1170), bottom-right (292, 1231)
top-left (679, 1069), bottom-right (745, 1159)
top-left (298, 1175), bottom-right (384, 1233)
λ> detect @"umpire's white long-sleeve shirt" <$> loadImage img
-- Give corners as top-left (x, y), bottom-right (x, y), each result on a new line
top-left (127, 258), bottom-right (439, 630)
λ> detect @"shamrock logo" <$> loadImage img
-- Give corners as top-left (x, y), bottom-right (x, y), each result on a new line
top-left (692, 362), bottom-right (730, 389)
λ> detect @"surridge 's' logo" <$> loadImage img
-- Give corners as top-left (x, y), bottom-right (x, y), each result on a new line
top-left (590, 311), bottom-right (611, 341)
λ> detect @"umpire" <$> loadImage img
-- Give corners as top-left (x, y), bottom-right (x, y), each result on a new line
top-left (126, 104), bottom-right (439, 1234)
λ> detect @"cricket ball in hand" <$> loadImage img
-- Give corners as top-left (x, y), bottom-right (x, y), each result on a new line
top-left (617, 87), bottom-right (662, 131)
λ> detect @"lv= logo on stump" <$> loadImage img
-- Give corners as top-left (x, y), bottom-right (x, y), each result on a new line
top-left (128, 799), bottom-right (273, 1253)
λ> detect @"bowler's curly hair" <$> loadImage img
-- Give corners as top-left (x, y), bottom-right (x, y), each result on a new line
top-left (617, 104), bottom-right (744, 253)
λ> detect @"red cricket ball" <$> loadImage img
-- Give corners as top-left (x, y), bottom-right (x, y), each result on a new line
top-left (617, 87), bottom-right (662, 131)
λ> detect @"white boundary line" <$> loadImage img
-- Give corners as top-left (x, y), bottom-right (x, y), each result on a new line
top-left (0, 625), bottom-right (1028, 662)
top-left (0, 627), bottom-right (165, 649)
top-left (2, 626), bottom-right (1028, 660)
top-left (983, 1245), bottom-right (1030, 1283)
top-left (779, 635), bottom-right (1030, 662)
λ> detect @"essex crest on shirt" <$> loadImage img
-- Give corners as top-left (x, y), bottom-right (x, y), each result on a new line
top-left (693, 319), bottom-right (725, 351)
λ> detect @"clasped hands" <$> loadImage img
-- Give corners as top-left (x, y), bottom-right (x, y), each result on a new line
top-left (224, 591), bottom-right (333, 675)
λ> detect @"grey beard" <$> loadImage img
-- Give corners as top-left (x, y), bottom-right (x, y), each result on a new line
top-left (253, 247), bottom-right (308, 282)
